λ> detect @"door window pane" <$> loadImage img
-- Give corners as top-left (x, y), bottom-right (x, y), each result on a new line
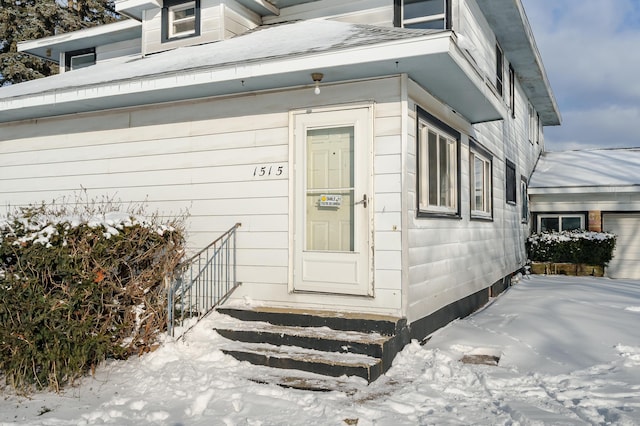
top-left (306, 127), bottom-right (354, 252)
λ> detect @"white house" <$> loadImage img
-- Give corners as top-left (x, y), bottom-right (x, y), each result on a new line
top-left (0, 0), bottom-right (560, 380)
top-left (529, 148), bottom-right (640, 280)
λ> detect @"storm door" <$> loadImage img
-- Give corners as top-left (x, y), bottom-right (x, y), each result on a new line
top-left (292, 107), bottom-right (372, 295)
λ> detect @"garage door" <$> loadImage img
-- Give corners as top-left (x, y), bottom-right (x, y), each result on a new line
top-left (603, 213), bottom-right (640, 279)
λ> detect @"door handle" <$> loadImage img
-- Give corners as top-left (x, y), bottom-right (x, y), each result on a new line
top-left (355, 194), bottom-right (368, 208)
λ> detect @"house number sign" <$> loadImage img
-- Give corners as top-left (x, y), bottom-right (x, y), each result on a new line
top-left (253, 164), bottom-right (285, 178)
top-left (319, 194), bottom-right (342, 208)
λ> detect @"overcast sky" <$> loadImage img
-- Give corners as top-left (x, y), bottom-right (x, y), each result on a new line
top-left (521, 0), bottom-right (640, 151)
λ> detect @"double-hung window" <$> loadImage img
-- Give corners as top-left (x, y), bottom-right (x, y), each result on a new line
top-left (162, 0), bottom-right (200, 42)
top-left (505, 159), bottom-right (516, 205)
top-left (509, 65), bottom-right (516, 118)
top-left (496, 44), bottom-right (504, 96)
top-left (520, 177), bottom-right (529, 222)
top-left (470, 141), bottom-right (492, 219)
top-left (528, 103), bottom-right (536, 144)
top-left (417, 108), bottom-right (460, 217)
top-left (397, 0), bottom-right (449, 30)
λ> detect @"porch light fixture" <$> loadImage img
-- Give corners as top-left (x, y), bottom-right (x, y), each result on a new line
top-left (311, 72), bottom-right (323, 95)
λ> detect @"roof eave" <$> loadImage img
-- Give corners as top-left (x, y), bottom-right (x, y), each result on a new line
top-left (529, 185), bottom-right (640, 195)
top-left (475, 0), bottom-right (561, 126)
top-left (17, 20), bottom-right (142, 64)
top-left (1, 32), bottom-right (503, 125)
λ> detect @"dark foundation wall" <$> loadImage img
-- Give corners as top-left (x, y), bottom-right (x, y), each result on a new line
top-left (407, 273), bottom-right (515, 342)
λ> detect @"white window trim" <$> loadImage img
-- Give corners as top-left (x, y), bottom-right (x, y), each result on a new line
top-left (417, 110), bottom-right (459, 217)
top-left (537, 214), bottom-right (585, 232)
top-left (168, 1), bottom-right (196, 39)
top-left (470, 147), bottom-right (492, 219)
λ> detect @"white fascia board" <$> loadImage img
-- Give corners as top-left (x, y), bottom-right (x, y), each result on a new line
top-left (1, 33), bottom-right (501, 124)
top-left (529, 185), bottom-right (640, 195)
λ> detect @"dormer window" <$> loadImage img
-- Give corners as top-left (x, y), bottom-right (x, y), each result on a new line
top-left (65, 48), bottom-right (96, 71)
top-left (396, 0), bottom-right (450, 30)
top-left (162, 0), bottom-right (201, 42)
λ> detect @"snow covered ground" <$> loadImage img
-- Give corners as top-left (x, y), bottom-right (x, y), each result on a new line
top-left (2, 275), bottom-right (640, 425)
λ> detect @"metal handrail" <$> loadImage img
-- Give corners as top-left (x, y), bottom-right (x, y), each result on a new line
top-left (167, 223), bottom-right (241, 338)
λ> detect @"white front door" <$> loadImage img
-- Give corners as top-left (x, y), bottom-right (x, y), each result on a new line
top-left (292, 107), bottom-right (372, 296)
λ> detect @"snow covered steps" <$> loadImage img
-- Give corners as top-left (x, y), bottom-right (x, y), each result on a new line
top-left (214, 307), bottom-right (408, 383)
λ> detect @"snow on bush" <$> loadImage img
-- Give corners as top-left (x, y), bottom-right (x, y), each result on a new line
top-left (0, 196), bottom-right (185, 393)
top-left (526, 230), bottom-right (616, 266)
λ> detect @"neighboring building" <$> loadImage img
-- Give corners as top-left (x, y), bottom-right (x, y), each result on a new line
top-left (0, 0), bottom-right (560, 378)
top-left (529, 148), bottom-right (640, 280)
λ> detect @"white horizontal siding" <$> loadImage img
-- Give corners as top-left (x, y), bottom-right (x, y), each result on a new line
top-left (530, 193), bottom-right (640, 213)
top-left (0, 76), bottom-right (405, 316)
top-left (96, 38), bottom-right (141, 62)
top-left (405, 71), bottom-right (539, 324)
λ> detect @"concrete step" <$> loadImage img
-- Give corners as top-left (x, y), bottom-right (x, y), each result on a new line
top-left (220, 340), bottom-right (384, 382)
top-left (214, 313), bottom-right (391, 358)
top-left (212, 308), bottom-right (410, 382)
top-left (217, 307), bottom-right (406, 336)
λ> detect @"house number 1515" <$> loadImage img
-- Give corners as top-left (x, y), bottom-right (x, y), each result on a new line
top-left (253, 165), bottom-right (284, 177)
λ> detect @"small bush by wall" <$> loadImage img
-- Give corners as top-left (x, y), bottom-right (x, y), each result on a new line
top-left (526, 230), bottom-right (616, 266)
top-left (0, 197), bottom-right (185, 393)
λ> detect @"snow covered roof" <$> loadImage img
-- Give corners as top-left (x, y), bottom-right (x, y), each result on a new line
top-left (0, 20), bottom-right (504, 124)
top-left (529, 148), bottom-right (640, 194)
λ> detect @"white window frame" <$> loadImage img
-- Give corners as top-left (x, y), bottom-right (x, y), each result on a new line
top-left (417, 109), bottom-right (459, 217)
top-left (402, 0), bottom-right (448, 29)
top-left (168, 1), bottom-right (197, 38)
top-left (470, 144), bottom-right (492, 219)
top-left (537, 214), bottom-right (585, 232)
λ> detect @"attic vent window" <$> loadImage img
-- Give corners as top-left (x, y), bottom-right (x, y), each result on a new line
top-left (162, 0), bottom-right (201, 42)
top-left (399, 0), bottom-right (449, 30)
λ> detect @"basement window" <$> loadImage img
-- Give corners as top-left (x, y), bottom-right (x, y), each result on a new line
top-left (162, 0), bottom-right (201, 42)
top-left (396, 0), bottom-right (450, 30)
